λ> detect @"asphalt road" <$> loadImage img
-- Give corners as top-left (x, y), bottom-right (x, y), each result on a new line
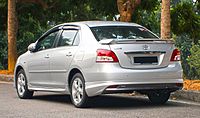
top-left (1, 82), bottom-right (200, 118)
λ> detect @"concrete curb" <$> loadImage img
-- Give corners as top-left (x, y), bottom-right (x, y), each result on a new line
top-left (172, 90), bottom-right (200, 103)
top-left (0, 74), bottom-right (14, 82)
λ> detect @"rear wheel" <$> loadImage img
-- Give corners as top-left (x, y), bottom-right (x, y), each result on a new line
top-left (148, 91), bottom-right (170, 105)
top-left (16, 69), bottom-right (34, 99)
top-left (70, 73), bottom-right (89, 108)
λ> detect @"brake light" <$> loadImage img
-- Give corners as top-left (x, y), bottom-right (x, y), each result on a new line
top-left (96, 49), bottom-right (119, 62)
top-left (170, 49), bottom-right (181, 61)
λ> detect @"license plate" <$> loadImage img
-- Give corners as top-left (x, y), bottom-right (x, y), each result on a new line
top-left (134, 56), bottom-right (158, 64)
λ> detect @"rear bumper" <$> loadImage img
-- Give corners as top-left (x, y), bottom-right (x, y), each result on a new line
top-left (83, 62), bottom-right (183, 97)
top-left (103, 83), bottom-right (183, 94)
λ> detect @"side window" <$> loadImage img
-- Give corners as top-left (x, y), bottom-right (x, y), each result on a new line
top-left (57, 30), bottom-right (78, 47)
top-left (73, 32), bottom-right (80, 46)
top-left (36, 31), bottom-right (58, 51)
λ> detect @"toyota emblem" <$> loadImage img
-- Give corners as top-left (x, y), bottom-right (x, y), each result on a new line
top-left (143, 45), bottom-right (150, 50)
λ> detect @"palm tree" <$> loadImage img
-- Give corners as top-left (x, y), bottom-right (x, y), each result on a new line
top-left (161, 0), bottom-right (171, 39)
top-left (117, 0), bottom-right (141, 22)
top-left (7, 0), bottom-right (17, 74)
top-left (6, 0), bottom-right (48, 74)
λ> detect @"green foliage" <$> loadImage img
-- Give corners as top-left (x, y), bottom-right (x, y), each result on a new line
top-left (0, 0), bottom-right (7, 69)
top-left (0, 0), bottom-right (7, 31)
top-left (171, 1), bottom-right (200, 44)
top-left (17, 15), bottom-right (47, 55)
top-left (175, 34), bottom-right (200, 80)
top-left (0, 31), bottom-right (7, 69)
top-left (91, 0), bottom-right (117, 20)
top-left (172, 0), bottom-right (200, 79)
top-left (174, 34), bottom-right (193, 79)
top-left (187, 42), bottom-right (200, 79)
top-left (132, 0), bottom-right (161, 35)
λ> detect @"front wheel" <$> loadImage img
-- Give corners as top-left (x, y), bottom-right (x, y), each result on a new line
top-left (147, 91), bottom-right (170, 105)
top-left (70, 73), bottom-right (89, 108)
top-left (16, 69), bottom-right (34, 99)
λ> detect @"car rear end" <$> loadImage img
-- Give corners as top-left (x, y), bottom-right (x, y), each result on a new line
top-left (82, 22), bottom-right (183, 97)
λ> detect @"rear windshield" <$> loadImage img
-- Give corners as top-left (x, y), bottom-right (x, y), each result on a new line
top-left (90, 26), bottom-right (158, 41)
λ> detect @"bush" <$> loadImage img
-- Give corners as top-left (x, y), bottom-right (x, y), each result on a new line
top-left (174, 34), bottom-right (192, 78)
top-left (175, 34), bottom-right (200, 80)
top-left (0, 31), bottom-right (7, 69)
top-left (187, 42), bottom-right (200, 79)
top-left (17, 15), bottom-right (47, 55)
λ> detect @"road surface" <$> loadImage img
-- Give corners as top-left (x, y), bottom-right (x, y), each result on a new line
top-left (0, 82), bottom-right (200, 118)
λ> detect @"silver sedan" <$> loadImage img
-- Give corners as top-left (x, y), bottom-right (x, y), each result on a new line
top-left (14, 21), bottom-right (183, 108)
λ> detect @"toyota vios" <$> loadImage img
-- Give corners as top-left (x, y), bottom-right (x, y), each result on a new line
top-left (14, 21), bottom-right (183, 108)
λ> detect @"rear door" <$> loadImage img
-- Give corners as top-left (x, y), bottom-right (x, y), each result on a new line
top-left (49, 27), bottom-right (80, 88)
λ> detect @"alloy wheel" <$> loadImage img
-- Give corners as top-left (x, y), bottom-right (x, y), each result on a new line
top-left (17, 73), bottom-right (26, 96)
top-left (72, 77), bottom-right (84, 105)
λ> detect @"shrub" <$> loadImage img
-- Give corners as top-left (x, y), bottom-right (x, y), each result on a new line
top-left (175, 34), bottom-right (200, 80)
top-left (187, 42), bottom-right (200, 79)
top-left (0, 31), bottom-right (7, 69)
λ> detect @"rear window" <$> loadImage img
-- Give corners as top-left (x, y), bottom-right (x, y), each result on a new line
top-left (90, 26), bottom-right (158, 41)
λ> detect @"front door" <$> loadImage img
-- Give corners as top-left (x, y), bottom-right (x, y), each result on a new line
top-left (28, 31), bottom-right (59, 88)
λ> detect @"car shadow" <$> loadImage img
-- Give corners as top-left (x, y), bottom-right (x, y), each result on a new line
top-left (88, 95), bottom-right (184, 109)
top-left (32, 92), bottom-right (185, 109)
top-left (32, 92), bottom-right (71, 104)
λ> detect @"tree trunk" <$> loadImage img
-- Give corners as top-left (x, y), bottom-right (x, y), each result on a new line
top-left (8, 0), bottom-right (18, 74)
top-left (117, 0), bottom-right (141, 22)
top-left (161, 0), bottom-right (171, 39)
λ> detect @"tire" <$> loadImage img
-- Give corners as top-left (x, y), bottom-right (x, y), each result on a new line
top-left (70, 73), bottom-right (89, 108)
top-left (148, 91), bottom-right (170, 105)
top-left (16, 69), bottom-right (34, 99)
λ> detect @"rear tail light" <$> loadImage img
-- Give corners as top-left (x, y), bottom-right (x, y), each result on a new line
top-left (96, 49), bottom-right (119, 63)
top-left (170, 49), bottom-right (181, 61)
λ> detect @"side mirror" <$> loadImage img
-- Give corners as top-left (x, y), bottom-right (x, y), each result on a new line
top-left (28, 43), bottom-right (36, 52)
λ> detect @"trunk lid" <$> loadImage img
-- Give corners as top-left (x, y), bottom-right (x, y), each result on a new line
top-left (100, 39), bottom-right (174, 69)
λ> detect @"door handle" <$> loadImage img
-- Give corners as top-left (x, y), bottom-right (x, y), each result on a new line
top-left (66, 52), bottom-right (72, 57)
top-left (66, 54), bottom-right (72, 56)
top-left (44, 55), bottom-right (49, 58)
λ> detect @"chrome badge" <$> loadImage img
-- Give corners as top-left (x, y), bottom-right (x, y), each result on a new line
top-left (143, 45), bottom-right (150, 50)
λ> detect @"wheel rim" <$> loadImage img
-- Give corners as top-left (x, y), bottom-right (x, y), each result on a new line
top-left (72, 77), bottom-right (84, 105)
top-left (17, 73), bottom-right (26, 96)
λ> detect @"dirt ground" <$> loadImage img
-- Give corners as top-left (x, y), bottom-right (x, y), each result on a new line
top-left (0, 70), bottom-right (13, 74)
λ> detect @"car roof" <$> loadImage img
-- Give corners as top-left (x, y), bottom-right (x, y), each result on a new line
top-left (39, 21), bottom-right (157, 41)
top-left (45, 21), bottom-right (144, 37)
top-left (59, 21), bottom-right (142, 27)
